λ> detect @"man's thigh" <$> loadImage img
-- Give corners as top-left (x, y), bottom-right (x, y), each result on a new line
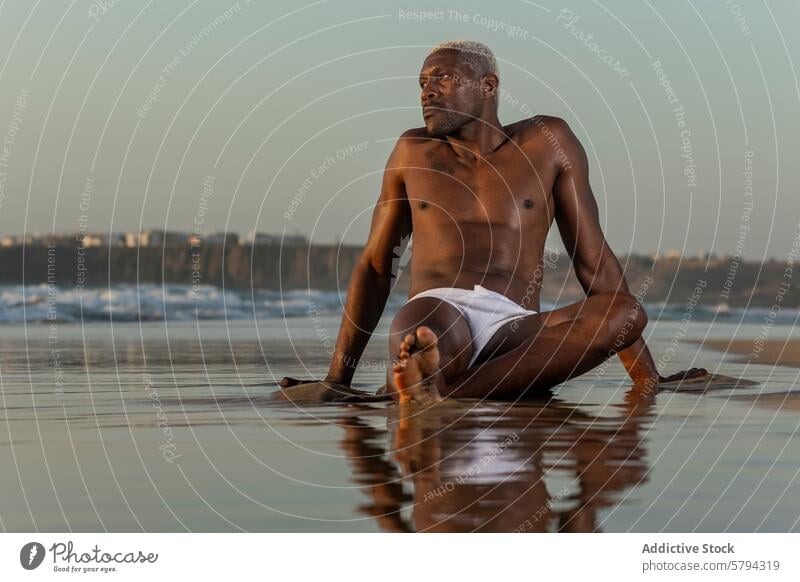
top-left (473, 298), bottom-right (595, 365)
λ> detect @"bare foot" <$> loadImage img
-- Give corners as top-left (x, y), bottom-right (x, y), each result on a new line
top-left (391, 326), bottom-right (444, 406)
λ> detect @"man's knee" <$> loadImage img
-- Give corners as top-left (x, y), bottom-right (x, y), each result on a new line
top-left (603, 292), bottom-right (648, 351)
top-left (390, 299), bottom-right (441, 347)
top-left (388, 298), bottom-right (473, 374)
top-left (388, 298), bottom-right (466, 351)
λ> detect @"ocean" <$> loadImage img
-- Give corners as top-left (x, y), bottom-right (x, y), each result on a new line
top-left (1, 283), bottom-right (797, 325)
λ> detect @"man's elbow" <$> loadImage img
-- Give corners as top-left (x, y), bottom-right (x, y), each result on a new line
top-left (577, 254), bottom-right (625, 297)
top-left (358, 252), bottom-right (394, 281)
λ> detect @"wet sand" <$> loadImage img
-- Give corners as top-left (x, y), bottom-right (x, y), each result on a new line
top-left (1, 319), bottom-right (799, 532)
top-left (695, 337), bottom-right (800, 412)
top-left (695, 338), bottom-right (800, 368)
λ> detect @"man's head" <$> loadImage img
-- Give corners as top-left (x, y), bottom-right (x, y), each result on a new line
top-left (419, 40), bottom-right (499, 137)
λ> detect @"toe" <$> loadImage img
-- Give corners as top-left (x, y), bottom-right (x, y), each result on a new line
top-left (415, 325), bottom-right (438, 349)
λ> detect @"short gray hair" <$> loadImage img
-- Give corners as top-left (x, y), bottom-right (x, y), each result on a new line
top-left (428, 40), bottom-right (498, 77)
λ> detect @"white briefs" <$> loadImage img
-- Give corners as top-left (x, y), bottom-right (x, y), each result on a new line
top-left (407, 284), bottom-right (537, 368)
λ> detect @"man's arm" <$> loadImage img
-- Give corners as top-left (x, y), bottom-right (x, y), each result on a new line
top-left (324, 135), bottom-right (413, 385)
top-left (281, 133), bottom-right (413, 388)
top-left (548, 117), bottom-right (704, 386)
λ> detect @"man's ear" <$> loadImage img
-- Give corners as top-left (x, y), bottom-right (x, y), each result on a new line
top-left (481, 73), bottom-right (499, 99)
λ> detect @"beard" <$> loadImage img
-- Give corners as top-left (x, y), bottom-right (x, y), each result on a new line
top-left (423, 108), bottom-right (474, 137)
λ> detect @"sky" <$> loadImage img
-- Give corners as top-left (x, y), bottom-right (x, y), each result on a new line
top-left (0, 0), bottom-right (797, 260)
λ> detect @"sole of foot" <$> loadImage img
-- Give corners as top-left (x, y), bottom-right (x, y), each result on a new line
top-left (391, 326), bottom-right (444, 406)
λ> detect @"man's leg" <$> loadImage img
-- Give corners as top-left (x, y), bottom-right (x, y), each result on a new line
top-left (385, 297), bottom-right (473, 403)
top-left (442, 291), bottom-right (647, 399)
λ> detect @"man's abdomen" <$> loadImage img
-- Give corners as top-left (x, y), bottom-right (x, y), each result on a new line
top-left (407, 223), bottom-right (545, 308)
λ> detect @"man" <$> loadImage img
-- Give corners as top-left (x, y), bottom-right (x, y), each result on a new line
top-left (281, 40), bottom-right (705, 404)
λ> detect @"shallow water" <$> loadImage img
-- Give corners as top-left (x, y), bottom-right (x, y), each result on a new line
top-left (0, 317), bottom-right (798, 532)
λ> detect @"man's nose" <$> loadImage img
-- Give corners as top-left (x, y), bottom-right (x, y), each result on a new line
top-left (421, 82), bottom-right (439, 104)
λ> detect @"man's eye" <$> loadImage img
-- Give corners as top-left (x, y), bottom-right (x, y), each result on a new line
top-left (440, 73), bottom-right (451, 80)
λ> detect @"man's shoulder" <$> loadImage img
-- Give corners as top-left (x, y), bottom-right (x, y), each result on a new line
top-left (388, 127), bottom-right (436, 164)
top-left (512, 115), bottom-right (573, 144)
top-left (383, 128), bottom-right (430, 172)
top-left (397, 126), bottom-right (433, 146)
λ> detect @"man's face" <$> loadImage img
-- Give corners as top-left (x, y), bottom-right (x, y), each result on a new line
top-left (419, 50), bottom-right (484, 137)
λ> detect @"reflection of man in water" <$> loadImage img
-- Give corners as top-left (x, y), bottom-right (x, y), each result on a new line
top-left (282, 40), bottom-right (705, 402)
top-left (337, 388), bottom-right (653, 532)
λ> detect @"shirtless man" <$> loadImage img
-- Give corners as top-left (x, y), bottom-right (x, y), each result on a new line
top-left (280, 40), bottom-right (706, 404)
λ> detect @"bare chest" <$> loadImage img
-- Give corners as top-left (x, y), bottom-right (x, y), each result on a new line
top-left (404, 145), bottom-right (556, 227)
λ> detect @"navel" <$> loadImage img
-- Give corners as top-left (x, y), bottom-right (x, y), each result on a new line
top-left (419, 201), bottom-right (429, 209)
top-left (523, 199), bottom-right (534, 209)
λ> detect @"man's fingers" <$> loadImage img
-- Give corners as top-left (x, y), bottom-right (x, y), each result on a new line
top-left (334, 392), bottom-right (392, 403)
top-left (663, 368), bottom-right (710, 383)
top-left (279, 377), bottom-right (314, 387)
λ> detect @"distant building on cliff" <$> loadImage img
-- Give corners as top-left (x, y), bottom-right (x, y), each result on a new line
top-left (125, 229), bottom-right (190, 247)
top-left (188, 232), bottom-right (239, 247)
top-left (1, 234), bottom-right (33, 246)
top-left (244, 230), bottom-right (306, 246)
top-left (80, 233), bottom-right (126, 247)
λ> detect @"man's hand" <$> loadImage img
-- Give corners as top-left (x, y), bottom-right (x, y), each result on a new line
top-left (279, 376), bottom-right (342, 388)
top-left (274, 378), bottom-right (391, 404)
top-left (659, 368), bottom-right (709, 384)
top-left (630, 367), bottom-right (709, 391)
